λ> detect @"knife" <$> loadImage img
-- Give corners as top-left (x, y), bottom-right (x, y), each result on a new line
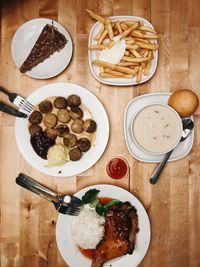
top-left (0, 102), bottom-right (27, 118)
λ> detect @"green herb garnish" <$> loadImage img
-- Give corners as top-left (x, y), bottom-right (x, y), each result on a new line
top-left (96, 199), bottom-right (121, 216)
top-left (82, 189), bottom-right (100, 204)
top-left (82, 189), bottom-right (121, 216)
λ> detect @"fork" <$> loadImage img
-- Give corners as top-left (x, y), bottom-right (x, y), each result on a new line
top-left (16, 173), bottom-right (83, 216)
top-left (0, 86), bottom-right (34, 114)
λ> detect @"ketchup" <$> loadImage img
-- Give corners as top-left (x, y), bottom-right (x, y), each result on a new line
top-left (106, 157), bottom-right (128, 180)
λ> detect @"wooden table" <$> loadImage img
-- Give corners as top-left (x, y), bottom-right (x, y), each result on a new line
top-left (1, 1), bottom-right (200, 267)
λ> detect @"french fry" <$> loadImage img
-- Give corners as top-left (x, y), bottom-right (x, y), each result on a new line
top-left (120, 22), bottom-right (139, 39)
top-left (134, 37), bottom-right (149, 43)
top-left (143, 60), bottom-right (151, 75)
top-left (142, 33), bottom-right (159, 39)
top-left (93, 24), bottom-right (105, 41)
top-left (125, 20), bottom-right (144, 26)
top-left (104, 69), bottom-right (131, 77)
top-left (125, 36), bottom-right (135, 41)
top-left (92, 60), bottom-right (138, 75)
top-left (126, 44), bottom-right (139, 50)
top-left (126, 39), bottom-right (135, 45)
top-left (117, 62), bottom-right (139, 67)
top-left (135, 41), bottom-right (159, 50)
top-left (136, 64), bottom-right (143, 83)
top-left (89, 44), bottom-right (108, 50)
top-left (138, 25), bottom-right (156, 34)
top-left (131, 50), bottom-right (142, 58)
top-left (126, 40), bottom-right (135, 45)
top-left (122, 56), bottom-right (149, 63)
top-left (86, 9), bottom-right (105, 24)
top-left (131, 30), bottom-right (144, 38)
top-left (105, 17), bottom-right (114, 40)
top-left (116, 21), bottom-right (122, 33)
top-left (120, 22), bottom-right (129, 31)
top-left (98, 29), bottom-right (108, 44)
top-left (99, 72), bottom-right (133, 79)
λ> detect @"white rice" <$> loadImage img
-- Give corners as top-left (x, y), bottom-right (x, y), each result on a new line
top-left (71, 205), bottom-right (105, 249)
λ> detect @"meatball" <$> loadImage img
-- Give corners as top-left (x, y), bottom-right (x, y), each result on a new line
top-left (45, 128), bottom-right (58, 140)
top-left (29, 124), bottom-right (42, 136)
top-left (63, 133), bottom-right (77, 148)
top-left (71, 119), bottom-right (83, 133)
top-left (38, 100), bottom-right (53, 114)
top-left (44, 113), bottom-right (58, 128)
top-left (57, 109), bottom-right (71, 123)
top-left (69, 148), bottom-right (82, 161)
top-left (83, 119), bottom-right (97, 133)
top-left (29, 111), bottom-right (43, 125)
top-left (56, 124), bottom-right (70, 137)
top-left (69, 107), bottom-right (83, 120)
top-left (54, 97), bottom-right (68, 109)
top-left (67, 94), bottom-right (81, 107)
top-left (77, 138), bottom-right (91, 152)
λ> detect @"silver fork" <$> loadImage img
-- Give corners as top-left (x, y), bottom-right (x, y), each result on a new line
top-left (0, 86), bottom-right (34, 114)
top-left (16, 173), bottom-right (83, 216)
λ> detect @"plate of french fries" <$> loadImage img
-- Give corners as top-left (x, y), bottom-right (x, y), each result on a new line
top-left (87, 9), bottom-right (159, 86)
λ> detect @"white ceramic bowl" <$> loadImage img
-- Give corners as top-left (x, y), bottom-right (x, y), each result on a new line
top-left (131, 103), bottom-right (183, 155)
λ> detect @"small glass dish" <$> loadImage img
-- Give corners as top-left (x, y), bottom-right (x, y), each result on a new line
top-left (106, 157), bottom-right (129, 180)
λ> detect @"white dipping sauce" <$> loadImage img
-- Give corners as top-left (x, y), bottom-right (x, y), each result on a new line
top-left (132, 104), bottom-right (182, 154)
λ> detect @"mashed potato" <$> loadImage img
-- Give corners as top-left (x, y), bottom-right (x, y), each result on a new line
top-left (47, 144), bottom-right (69, 166)
top-left (71, 205), bottom-right (105, 249)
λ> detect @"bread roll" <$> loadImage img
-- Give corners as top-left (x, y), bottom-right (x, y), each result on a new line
top-left (168, 89), bottom-right (199, 117)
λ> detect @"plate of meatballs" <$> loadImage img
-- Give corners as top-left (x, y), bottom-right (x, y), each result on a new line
top-left (15, 82), bottom-right (109, 177)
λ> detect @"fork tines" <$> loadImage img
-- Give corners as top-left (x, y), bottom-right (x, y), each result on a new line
top-left (57, 204), bottom-right (81, 216)
top-left (14, 96), bottom-right (34, 114)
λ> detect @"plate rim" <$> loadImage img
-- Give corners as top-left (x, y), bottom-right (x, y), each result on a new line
top-left (14, 82), bottom-right (110, 177)
top-left (56, 184), bottom-right (151, 267)
top-left (124, 92), bottom-right (194, 162)
top-left (11, 18), bottom-right (73, 79)
top-left (88, 15), bottom-right (158, 86)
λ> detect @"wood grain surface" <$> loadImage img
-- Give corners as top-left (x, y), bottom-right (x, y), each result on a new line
top-left (0, 1), bottom-right (200, 267)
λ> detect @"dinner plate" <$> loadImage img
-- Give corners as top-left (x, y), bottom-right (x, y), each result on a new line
top-left (15, 82), bottom-right (109, 177)
top-left (56, 184), bottom-right (151, 267)
top-left (11, 18), bottom-right (73, 79)
top-left (124, 92), bottom-right (194, 162)
top-left (88, 16), bottom-right (158, 86)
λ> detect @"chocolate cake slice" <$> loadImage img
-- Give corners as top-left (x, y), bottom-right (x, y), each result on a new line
top-left (20, 23), bottom-right (67, 73)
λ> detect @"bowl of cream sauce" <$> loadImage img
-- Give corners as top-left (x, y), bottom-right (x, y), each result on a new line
top-left (131, 103), bottom-right (183, 155)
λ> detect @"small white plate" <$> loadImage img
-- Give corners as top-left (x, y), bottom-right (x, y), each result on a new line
top-left (11, 18), bottom-right (73, 79)
top-left (124, 93), bottom-right (194, 162)
top-left (88, 16), bottom-right (158, 86)
top-left (15, 82), bottom-right (109, 177)
top-left (56, 184), bottom-right (151, 267)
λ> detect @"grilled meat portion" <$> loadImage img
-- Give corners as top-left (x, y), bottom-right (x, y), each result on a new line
top-left (91, 202), bottom-right (139, 267)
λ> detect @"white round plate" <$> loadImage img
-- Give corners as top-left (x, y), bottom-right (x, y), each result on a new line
top-left (11, 18), bottom-right (73, 79)
top-left (15, 82), bottom-right (109, 177)
top-left (124, 92), bottom-right (194, 162)
top-left (56, 184), bottom-right (151, 267)
top-left (88, 16), bottom-right (158, 86)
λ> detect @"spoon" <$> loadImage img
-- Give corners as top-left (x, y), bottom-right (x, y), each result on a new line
top-left (150, 118), bottom-right (194, 185)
